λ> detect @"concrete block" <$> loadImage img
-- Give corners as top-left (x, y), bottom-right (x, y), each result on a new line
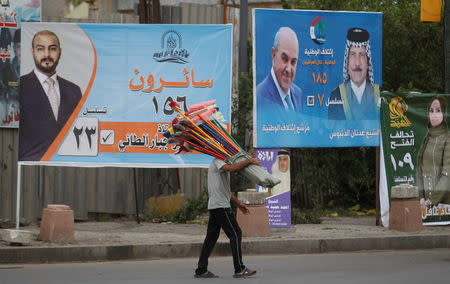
top-left (389, 199), bottom-right (423, 232)
top-left (0, 229), bottom-right (34, 245)
top-left (238, 191), bottom-right (268, 205)
top-left (236, 204), bottom-right (270, 237)
top-left (40, 204), bottom-right (74, 242)
top-left (391, 184), bottom-right (419, 199)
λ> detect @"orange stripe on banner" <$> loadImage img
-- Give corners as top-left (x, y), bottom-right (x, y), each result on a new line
top-left (98, 122), bottom-right (176, 154)
top-left (98, 122), bottom-right (230, 155)
top-left (41, 32), bottom-right (98, 161)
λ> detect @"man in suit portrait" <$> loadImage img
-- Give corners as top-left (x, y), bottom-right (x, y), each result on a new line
top-left (19, 30), bottom-right (82, 161)
top-left (256, 27), bottom-right (303, 113)
top-left (328, 27), bottom-right (380, 120)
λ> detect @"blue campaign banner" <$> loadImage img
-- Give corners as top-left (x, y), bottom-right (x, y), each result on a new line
top-left (19, 23), bottom-right (232, 167)
top-left (1, 0), bottom-right (41, 129)
top-left (253, 9), bottom-right (382, 148)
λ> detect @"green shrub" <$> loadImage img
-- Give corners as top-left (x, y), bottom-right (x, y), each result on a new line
top-left (144, 204), bottom-right (173, 223)
top-left (291, 208), bottom-right (322, 224)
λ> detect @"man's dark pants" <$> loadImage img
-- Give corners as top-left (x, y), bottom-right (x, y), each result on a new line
top-left (196, 207), bottom-right (245, 275)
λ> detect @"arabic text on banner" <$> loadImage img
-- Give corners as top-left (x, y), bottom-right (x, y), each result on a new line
top-left (253, 9), bottom-right (382, 148)
top-left (18, 23), bottom-right (232, 167)
top-left (381, 93), bottom-right (450, 225)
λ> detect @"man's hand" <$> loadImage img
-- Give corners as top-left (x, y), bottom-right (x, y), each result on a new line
top-left (238, 202), bottom-right (250, 214)
top-left (231, 193), bottom-right (250, 214)
top-left (249, 158), bottom-right (260, 166)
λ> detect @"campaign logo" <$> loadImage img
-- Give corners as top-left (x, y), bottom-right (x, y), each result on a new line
top-left (389, 97), bottom-right (411, 128)
top-left (153, 30), bottom-right (190, 64)
top-left (310, 17), bottom-right (326, 45)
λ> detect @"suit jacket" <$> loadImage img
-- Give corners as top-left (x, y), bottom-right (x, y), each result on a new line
top-left (19, 71), bottom-right (82, 161)
top-left (328, 80), bottom-right (380, 120)
top-left (256, 73), bottom-right (303, 113)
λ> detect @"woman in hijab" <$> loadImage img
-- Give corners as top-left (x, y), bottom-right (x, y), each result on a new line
top-left (417, 96), bottom-right (450, 210)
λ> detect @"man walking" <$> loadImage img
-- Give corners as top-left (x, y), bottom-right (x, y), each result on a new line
top-left (195, 157), bottom-right (259, 278)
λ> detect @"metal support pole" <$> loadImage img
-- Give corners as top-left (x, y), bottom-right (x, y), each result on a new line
top-left (133, 168), bottom-right (140, 224)
top-left (15, 163), bottom-right (22, 229)
top-left (375, 147), bottom-right (380, 226)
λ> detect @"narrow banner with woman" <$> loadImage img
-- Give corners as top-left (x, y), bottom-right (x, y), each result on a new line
top-left (380, 93), bottom-right (450, 225)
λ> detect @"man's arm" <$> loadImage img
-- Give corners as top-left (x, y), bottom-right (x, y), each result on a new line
top-left (221, 157), bottom-right (259, 214)
top-left (221, 158), bottom-right (259, 172)
top-left (231, 192), bottom-right (249, 214)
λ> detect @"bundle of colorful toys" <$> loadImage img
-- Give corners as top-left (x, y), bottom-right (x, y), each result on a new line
top-left (163, 100), bottom-right (280, 188)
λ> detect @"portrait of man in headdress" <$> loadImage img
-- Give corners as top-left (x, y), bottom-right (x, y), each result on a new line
top-left (269, 150), bottom-right (290, 196)
top-left (328, 27), bottom-right (380, 120)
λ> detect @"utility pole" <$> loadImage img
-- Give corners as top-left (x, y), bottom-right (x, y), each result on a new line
top-left (238, 0), bottom-right (248, 73)
top-left (445, 0), bottom-right (450, 93)
top-left (151, 0), bottom-right (161, 24)
top-left (139, 0), bottom-right (148, 24)
top-left (139, 0), bottom-right (161, 24)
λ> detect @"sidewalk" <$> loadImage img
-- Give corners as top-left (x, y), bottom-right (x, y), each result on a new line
top-left (1, 216), bottom-right (450, 264)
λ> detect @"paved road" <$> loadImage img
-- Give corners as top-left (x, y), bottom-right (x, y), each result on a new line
top-left (1, 249), bottom-right (449, 284)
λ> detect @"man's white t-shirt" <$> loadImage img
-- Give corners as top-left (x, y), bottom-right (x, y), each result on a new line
top-left (207, 159), bottom-right (231, 210)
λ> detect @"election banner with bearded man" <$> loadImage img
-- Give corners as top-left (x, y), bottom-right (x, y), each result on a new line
top-left (253, 9), bottom-right (382, 148)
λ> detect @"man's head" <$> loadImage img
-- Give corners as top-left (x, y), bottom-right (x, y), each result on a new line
top-left (271, 27), bottom-right (299, 94)
top-left (270, 149), bottom-right (291, 195)
top-left (343, 28), bottom-right (373, 87)
top-left (31, 30), bottom-right (61, 76)
top-left (276, 150), bottom-right (290, 173)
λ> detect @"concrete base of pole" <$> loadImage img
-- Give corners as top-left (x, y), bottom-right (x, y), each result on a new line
top-left (0, 229), bottom-right (35, 245)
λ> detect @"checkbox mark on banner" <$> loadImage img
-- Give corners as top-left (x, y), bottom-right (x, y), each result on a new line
top-left (100, 130), bottom-right (114, 145)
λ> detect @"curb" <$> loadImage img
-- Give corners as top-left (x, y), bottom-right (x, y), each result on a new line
top-left (1, 235), bottom-right (449, 264)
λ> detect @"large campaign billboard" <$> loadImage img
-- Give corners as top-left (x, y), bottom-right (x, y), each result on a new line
top-left (253, 9), bottom-right (382, 148)
top-left (18, 23), bottom-right (232, 167)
